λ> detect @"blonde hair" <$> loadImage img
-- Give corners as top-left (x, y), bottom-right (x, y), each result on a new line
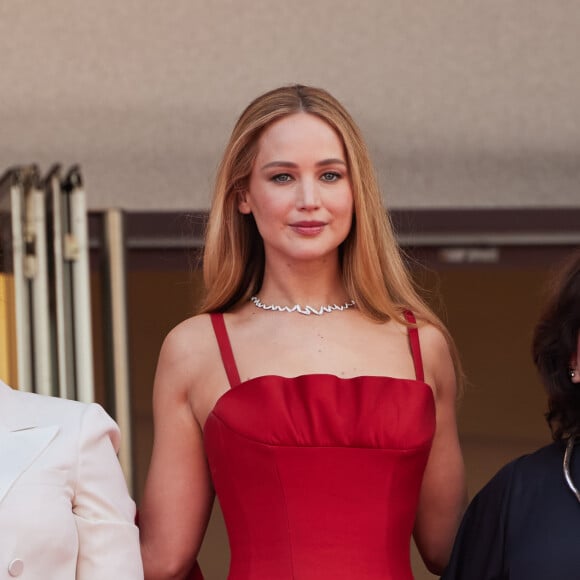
top-left (200, 84), bottom-right (457, 361)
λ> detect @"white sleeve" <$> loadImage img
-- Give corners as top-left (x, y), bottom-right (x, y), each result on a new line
top-left (73, 403), bottom-right (144, 579)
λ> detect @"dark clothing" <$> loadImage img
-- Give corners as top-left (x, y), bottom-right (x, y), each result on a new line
top-left (442, 441), bottom-right (580, 580)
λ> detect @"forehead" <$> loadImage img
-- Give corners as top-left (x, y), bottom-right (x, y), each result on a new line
top-left (255, 113), bottom-right (346, 161)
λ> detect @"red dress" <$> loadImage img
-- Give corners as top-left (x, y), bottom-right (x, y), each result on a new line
top-left (203, 312), bottom-right (435, 580)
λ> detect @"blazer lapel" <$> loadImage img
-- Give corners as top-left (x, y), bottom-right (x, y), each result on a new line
top-left (0, 424), bottom-right (59, 504)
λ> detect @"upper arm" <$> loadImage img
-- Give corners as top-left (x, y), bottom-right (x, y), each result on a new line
top-left (139, 320), bottom-right (215, 579)
top-left (74, 403), bottom-right (143, 579)
top-left (413, 324), bottom-right (467, 574)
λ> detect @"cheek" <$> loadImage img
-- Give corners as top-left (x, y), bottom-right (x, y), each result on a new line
top-left (342, 212), bottom-right (354, 237)
top-left (251, 200), bottom-right (288, 236)
top-left (335, 192), bottom-right (354, 221)
top-left (346, 196), bottom-right (355, 215)
top-left (333, 196), bottom-right (354, 241)
top-left (253, 194), bottom-right (288, 220)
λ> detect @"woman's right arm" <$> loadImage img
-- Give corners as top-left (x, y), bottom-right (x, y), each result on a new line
top-left (139, 322), bottom-right (214, 580)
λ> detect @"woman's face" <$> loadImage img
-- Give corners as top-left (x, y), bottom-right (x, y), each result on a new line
top-left (239, 112), bottom-right (354, 266)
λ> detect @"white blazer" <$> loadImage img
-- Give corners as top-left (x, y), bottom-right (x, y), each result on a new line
top-left (0, 381), bottom-right (143, 579)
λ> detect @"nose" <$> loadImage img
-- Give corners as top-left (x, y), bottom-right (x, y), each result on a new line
top-left (296, 177), bottom-right (320, 210)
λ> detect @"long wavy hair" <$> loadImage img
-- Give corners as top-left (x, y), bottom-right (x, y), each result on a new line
top-left (533, 251), bottom-right (580, 440)
top-left (200, 84), bottom-right (460, 374)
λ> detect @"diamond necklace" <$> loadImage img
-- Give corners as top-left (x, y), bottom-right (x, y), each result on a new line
top-left (250, 295), bottom-right (356, 316)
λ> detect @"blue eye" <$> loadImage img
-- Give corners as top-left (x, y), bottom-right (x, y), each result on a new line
top-left (272, 173), bottom-right (292, 183)
top-left (321, 172), bottom-right (341, 182)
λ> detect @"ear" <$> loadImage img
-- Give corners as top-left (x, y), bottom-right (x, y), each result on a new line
top-left (238, 190), bottom-right (252, 215)
top-left (570, 331), bottom-right (580, 384)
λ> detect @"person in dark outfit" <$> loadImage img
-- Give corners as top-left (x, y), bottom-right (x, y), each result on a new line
top-left (441, 251), bottom-right (580, 580)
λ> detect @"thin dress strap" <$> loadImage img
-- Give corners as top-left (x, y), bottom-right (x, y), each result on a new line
top-left (403, 310), bottom-right (425, 383)
top-left (210, 313), bottom-right (241, 388)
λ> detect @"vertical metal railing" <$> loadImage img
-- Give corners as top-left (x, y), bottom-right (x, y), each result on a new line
top-left (102, 209), bottom-right (134, 490)
top-left (1, 165), bottom-right (135, 491)
top-left (26, 170), bottom-right (53, 396)
top-left (45, 165), bottom-right (75, 400)
top-left (0, 165), bottom-right (95, 401)
top-left (63, 167), bottom-right (95, 404)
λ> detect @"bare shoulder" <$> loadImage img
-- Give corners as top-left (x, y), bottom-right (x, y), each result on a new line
top-left (416, 321), bottom-right (450, 356)
top-left (160, 314), bottom-right (214, 362)
top-left (415, 320), bottom-right (457, 400)
top-left (155, 314), bottom-right (217, 395)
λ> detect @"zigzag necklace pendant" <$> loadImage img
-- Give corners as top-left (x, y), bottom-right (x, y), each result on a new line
top-left (250, 296), bottom-right (356, 316)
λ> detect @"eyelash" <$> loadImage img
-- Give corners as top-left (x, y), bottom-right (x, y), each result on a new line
top-left (321, 171), bottom-right (341, 182)
top-left (271, 173), bottom-right (292, 183)
top-left (271, 172), bottom-right (342, 183)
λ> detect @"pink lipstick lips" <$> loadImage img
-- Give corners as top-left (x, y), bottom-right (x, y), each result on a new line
top-left (290, 221), bottom-right (326, 236)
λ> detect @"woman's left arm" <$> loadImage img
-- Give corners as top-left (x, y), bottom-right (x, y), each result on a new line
top-left (413, 324), bottom-right (467, 575)
top-left (73, 403), bottom-right (144, 579)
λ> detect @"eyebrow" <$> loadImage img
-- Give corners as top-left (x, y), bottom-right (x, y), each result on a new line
top-left (260, 158), bottom-right (347, 170)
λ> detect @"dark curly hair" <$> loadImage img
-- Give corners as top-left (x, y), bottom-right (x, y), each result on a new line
top-left (532, 251), bottom-right (580, 440)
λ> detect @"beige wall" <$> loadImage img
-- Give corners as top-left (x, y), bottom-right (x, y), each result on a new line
top-left (2, 2), bottom-right (580, 211)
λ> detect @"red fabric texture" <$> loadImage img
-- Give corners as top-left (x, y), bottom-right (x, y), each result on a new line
top-left (204, 312), bottom-right (435, 579)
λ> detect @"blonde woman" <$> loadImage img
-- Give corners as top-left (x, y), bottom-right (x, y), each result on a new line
top-left (139, 85), bottom-right (466, 580)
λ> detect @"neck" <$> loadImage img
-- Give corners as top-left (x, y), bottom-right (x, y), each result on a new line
top-left (259, 256), bottom-right (348, 306)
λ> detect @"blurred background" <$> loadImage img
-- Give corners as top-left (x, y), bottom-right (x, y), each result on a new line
top-left (1, 2), bottom-right (580, 578)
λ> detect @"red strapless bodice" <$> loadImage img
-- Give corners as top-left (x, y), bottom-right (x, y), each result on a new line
top-left (203, 373), bottom-right (435, 580)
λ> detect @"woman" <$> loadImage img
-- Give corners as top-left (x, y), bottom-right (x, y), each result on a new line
top-left (139, 84), bottom-right (466, 579)
top-left (441, 251), bottom-right (580, 579)
top-left (0, 380), bottom-right (143, 579)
